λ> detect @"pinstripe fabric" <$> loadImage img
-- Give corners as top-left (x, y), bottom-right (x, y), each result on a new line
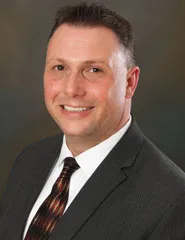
top-left (25, 157), bottom-right (79, 240)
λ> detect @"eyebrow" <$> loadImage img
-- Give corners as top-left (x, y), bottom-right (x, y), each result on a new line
top-left (46, 57), bottom-right (108, 66)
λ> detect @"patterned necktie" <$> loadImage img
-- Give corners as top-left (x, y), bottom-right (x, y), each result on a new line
top-left (25, 157), bottom-right (79, 240)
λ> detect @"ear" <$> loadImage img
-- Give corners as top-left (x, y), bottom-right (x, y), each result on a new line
top-left (125, 66), bottom-right (140, 98)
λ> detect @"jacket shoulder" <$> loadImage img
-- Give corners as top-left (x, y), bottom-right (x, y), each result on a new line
top-left (137, 135), bottom-right (185, 198)
top-left (0, 134), bottom-right (63, 216)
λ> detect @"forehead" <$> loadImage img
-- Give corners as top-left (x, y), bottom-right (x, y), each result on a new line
top-left (47, 24), bottom-right (121, 61)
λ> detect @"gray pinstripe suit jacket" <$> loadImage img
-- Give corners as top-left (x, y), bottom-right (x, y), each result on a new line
top-left (1, 120), bottom-right (185, 239)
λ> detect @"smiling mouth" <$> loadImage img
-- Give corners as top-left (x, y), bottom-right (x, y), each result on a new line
top-left (61, 105), bottom-right (94, 112)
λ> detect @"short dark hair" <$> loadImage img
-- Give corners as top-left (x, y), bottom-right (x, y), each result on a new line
top-left (49, 2), bottom-right (135, 68)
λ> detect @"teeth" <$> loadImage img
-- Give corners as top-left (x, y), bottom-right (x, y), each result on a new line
top-left (63, 105), bottom-right (91, 112)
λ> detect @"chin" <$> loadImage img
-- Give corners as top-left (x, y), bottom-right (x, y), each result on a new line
top-left (58, 125), bottom-right (88, 137)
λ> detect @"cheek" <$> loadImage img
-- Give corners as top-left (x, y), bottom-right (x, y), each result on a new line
top-left (107, 81), bottom-right (126, 107)
top-left (90, 76), bottom-right (114, 101)
top-left (44, 76), bottom-right (60, 101)
top-left (110, 66), bottom-right (127, 104)
top-left (90, 83), bottom-right (111, 105)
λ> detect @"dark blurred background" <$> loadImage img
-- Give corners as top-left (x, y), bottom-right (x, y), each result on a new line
top-left (0, 0), bottom-right (185, 198)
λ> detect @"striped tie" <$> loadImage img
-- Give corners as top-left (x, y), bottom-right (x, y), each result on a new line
top-left (25, 157), bottom-right (79, 240)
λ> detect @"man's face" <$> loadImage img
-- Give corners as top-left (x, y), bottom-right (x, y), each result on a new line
top-left (44, 24), bottom-right (138, 145)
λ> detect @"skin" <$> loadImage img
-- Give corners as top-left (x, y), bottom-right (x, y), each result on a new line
top-left (44, 24), bottom-right (140, 156)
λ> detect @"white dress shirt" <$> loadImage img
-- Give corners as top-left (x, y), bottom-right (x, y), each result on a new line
top-left (23, 117), bottom-right (131, 238)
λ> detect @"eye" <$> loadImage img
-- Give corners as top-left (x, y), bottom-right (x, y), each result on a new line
top-left (54, 65), bottom-right (64, 71)
top-left (89, 67), bottom-right (102, 73)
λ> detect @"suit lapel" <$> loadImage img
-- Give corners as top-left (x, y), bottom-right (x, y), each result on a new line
top-left (50, 120), bottom-right (144, 240)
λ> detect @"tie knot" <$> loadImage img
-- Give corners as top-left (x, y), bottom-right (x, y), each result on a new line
top-left (62, 157), bottom-right (80, 177)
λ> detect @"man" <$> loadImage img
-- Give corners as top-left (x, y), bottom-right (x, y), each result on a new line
top-left (1, 2), bottom-right (185, 240)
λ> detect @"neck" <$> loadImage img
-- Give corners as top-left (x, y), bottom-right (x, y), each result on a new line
top-left (66, 134), bottom-right (108, 157)
top-left (66, 115), bottom-right (131, 157)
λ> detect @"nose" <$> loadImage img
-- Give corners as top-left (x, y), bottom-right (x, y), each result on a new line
top-left (63, 71), bottom-right (86, 98)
